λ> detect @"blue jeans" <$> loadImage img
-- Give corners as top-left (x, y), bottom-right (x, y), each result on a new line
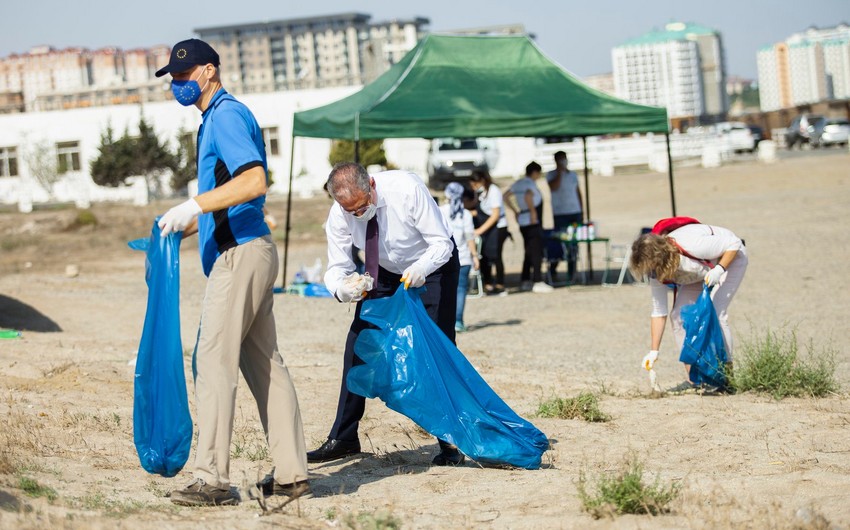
top-left (456, 265), bottom-right (471, 325)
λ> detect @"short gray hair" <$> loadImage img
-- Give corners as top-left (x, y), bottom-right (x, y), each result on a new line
top-left (326, 162), bottom-right (371, 202)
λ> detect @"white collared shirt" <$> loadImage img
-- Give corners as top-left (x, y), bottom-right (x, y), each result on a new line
top-left (324, 170), bottom-right (454, 295)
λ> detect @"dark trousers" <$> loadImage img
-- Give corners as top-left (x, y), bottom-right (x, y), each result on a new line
top-left (520, 223), bottom-right (544, 283)
top-left (328, 250), bottom-right (460, 442)
top-left (548, 213), bottom-right (582, 278)
top-left (480, 226), bottom-right (509, 287)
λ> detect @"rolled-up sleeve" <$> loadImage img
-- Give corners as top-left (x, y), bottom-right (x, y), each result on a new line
top-left (324, 206), bottom-right (355, 296)
top-left (409, 183), bottom-right (453, 275)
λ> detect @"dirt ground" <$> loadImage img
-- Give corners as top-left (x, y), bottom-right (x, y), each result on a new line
top-left (1, 150), bottom-right (849, 529)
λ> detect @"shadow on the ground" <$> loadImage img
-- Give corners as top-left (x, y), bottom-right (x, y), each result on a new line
top-left (467, 319), bottom-right (523, 331)
top-left (0, 294), bottom-right (62, 332)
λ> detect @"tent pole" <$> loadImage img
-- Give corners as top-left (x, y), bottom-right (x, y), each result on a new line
top-left (282, 132), bottom-right (296, 289)
top-left (665, 132), bottom-right (677, 216)
top-left (354, 140), bottom-right (360, 164)
top-left (582, 136), bottom-right (593, 283)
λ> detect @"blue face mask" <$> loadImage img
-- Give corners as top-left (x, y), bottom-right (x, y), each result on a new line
top-left (171, 69), bottom-right (209, 106)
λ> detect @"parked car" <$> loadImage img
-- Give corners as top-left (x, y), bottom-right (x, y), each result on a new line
top-left (810, 117), bottom-right (850, 147)
top-left (427, 138), bottom-right (499, 190)
top-left (716, 121), bottom-right (756, 153)
top-left (747, 125), bottom-right (764, 145)
top-left (785, 114), bottom-right (823, 148)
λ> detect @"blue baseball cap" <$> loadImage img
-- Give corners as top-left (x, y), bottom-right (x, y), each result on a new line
top-left (155, 38), bottom-right (220, 77)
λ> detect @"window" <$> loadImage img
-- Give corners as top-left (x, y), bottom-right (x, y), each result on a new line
top-left (262, 127), bottom-right (280, 156)
top-left (56, 141), bottom-right (81, 173)
top-left (0, 146), bottom-right (18, 177)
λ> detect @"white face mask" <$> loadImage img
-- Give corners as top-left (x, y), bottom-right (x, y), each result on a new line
top-left (352, 202), bottom-right (377, 222)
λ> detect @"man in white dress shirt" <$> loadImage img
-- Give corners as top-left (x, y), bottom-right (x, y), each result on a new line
top-left (308, 162), bottom-right (464, 466)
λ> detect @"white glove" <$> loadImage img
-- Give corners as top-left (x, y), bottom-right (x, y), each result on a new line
top-left (158, 198), bottom-right (202, 236)
top-left (400, 265), bottom-right (427, 289)
top-left (642, 350), bottom-right (659, 371)
top-left (336, 273), bottom-right (371, 303)
top-left (704, 264), bottom-right (725, 287)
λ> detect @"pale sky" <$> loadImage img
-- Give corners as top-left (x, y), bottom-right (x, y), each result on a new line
top-left (1, 0), bottom-right (847, 79)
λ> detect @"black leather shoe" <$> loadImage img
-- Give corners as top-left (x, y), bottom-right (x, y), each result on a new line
top-left (307, 438), bottom-right (361, 463)
top-left (432, 441), bottom-right (465, 466)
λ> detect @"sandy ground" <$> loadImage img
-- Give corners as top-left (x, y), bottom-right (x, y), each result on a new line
top-left (1, 150), bottom-right (849, 529)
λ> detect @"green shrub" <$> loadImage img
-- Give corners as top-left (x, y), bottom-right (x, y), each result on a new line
top-left (74, 209), bottom-right (98, 227)
top-left (730, 329), bottom-right (838, 399)
top-left (537, 392), bottom-right (610, 422)
top-left (577, 456), bottom-right (679, 518)
top-left (341, 509), bottom-right (402, 530)
top-left (18, 476), bottom-right (57, 502)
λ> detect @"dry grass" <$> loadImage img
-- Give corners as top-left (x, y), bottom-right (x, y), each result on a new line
top-left (577, 454), bottom-right (679, 519)
top-left (537, 392), bottom-right (611, 422)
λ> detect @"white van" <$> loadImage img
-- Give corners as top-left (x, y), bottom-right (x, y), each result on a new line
top-left (426, 138), bottom-right (499, 190)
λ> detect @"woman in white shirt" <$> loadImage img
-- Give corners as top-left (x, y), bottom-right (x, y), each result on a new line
top-left (440, 183), bottom-right (479, 332)
top-left (629, 222), bottom-right (748, 388)
top-left (470, 170), bottom-right (509, 295)
top-left (505, 162), bottom-right (553, 294)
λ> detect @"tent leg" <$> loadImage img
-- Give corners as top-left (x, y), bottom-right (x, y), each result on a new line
top-left (282, 134), bottom-right (296, 289)
top-left (354, 140), bottom-right (360, 164)
top-left (665, 132), bottom-right (677, 216)
top-left (582, 136), bottom-right (593, 283)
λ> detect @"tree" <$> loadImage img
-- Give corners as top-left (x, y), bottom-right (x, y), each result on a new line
top-left (22, 137), bottom-right (61, 199)
top-left (90, 116), bottom-right (177, 196)
top-left (90, 125), bottom-right (136, 188)
top-left (328, 139), bottom-right (388, 168)
top-left (170, 129), bottom-right (196, 193)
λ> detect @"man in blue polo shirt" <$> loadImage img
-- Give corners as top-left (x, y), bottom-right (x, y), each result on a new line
top-left (155, 38), bottom-right (309, 506)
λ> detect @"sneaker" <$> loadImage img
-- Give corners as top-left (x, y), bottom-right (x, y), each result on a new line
top-left (454, 322), bottom-right (467, 333)
top-left (532, 282), bottom-right (554, 293)
top-left (170, 478), bottom-right (238, 507)
top-left (257, 476), bottom-right (313, 499)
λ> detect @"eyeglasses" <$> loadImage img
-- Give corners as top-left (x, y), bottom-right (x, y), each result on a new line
top-left (343, 195), bottom-right (372, 217)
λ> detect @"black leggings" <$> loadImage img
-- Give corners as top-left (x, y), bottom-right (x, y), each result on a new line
top-left (480, 226), bottom-right (509, 286)
top-left (520, 223), bottom-right (544, 283)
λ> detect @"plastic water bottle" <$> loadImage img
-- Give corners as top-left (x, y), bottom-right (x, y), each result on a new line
top-left (588, 222), bottom-right (596, 240)
top-left (0, 330), bottom-right (21, 339)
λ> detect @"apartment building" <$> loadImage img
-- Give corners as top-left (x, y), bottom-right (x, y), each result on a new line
top-left (612, 22), bottom-right (728, 120)
top-left (0, 45), bottom-right (172, 112)
top-left (757, 23), bottom-right (850, 111)
top-left (195, 12), bottom-right (429, 93)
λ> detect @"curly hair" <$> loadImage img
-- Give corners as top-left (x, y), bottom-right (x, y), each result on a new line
top-left (629, 233), bottom-right (680, 283)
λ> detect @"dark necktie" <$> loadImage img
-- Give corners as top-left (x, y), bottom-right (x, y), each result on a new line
top-left (365, 216), bottom-right (379, 293)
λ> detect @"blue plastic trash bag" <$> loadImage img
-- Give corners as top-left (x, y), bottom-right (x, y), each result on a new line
top-left (127, 221), bottom-right (193, 477)
top-left (679, 284), bottom-right (728, 388)
top-left (304, 283), bottom-right (333, 298)
top-left (348, 287), bottom-right (549, 469)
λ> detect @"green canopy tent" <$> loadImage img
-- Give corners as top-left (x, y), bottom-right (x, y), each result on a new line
top-left (283, 34), bottom-right (674, 284)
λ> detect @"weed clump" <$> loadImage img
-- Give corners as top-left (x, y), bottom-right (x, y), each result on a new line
top-left (537, 392), bottom-right (610, 422)
top-left (72, 209), bottom-right (98, 228)
top-left (18, 476), bottom-right (57, 502)
top-left (577, 455), bottom-right (679, 518)
top-left (731, 329), bottom-right (838, 399)
top-left (341, 509), bottom-right (402, 529)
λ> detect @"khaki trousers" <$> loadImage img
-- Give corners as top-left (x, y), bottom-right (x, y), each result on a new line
top-left (193, 235), bottom-right (308, 489)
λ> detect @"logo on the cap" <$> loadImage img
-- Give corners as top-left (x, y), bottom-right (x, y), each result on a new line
top-left (176, 49), bottom-right (187, 59)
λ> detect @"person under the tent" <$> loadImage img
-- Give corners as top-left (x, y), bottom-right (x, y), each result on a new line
top-left (311, 162), bottom-right (465, 466)
top-left (629, 221), bottom-right (748, 392)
